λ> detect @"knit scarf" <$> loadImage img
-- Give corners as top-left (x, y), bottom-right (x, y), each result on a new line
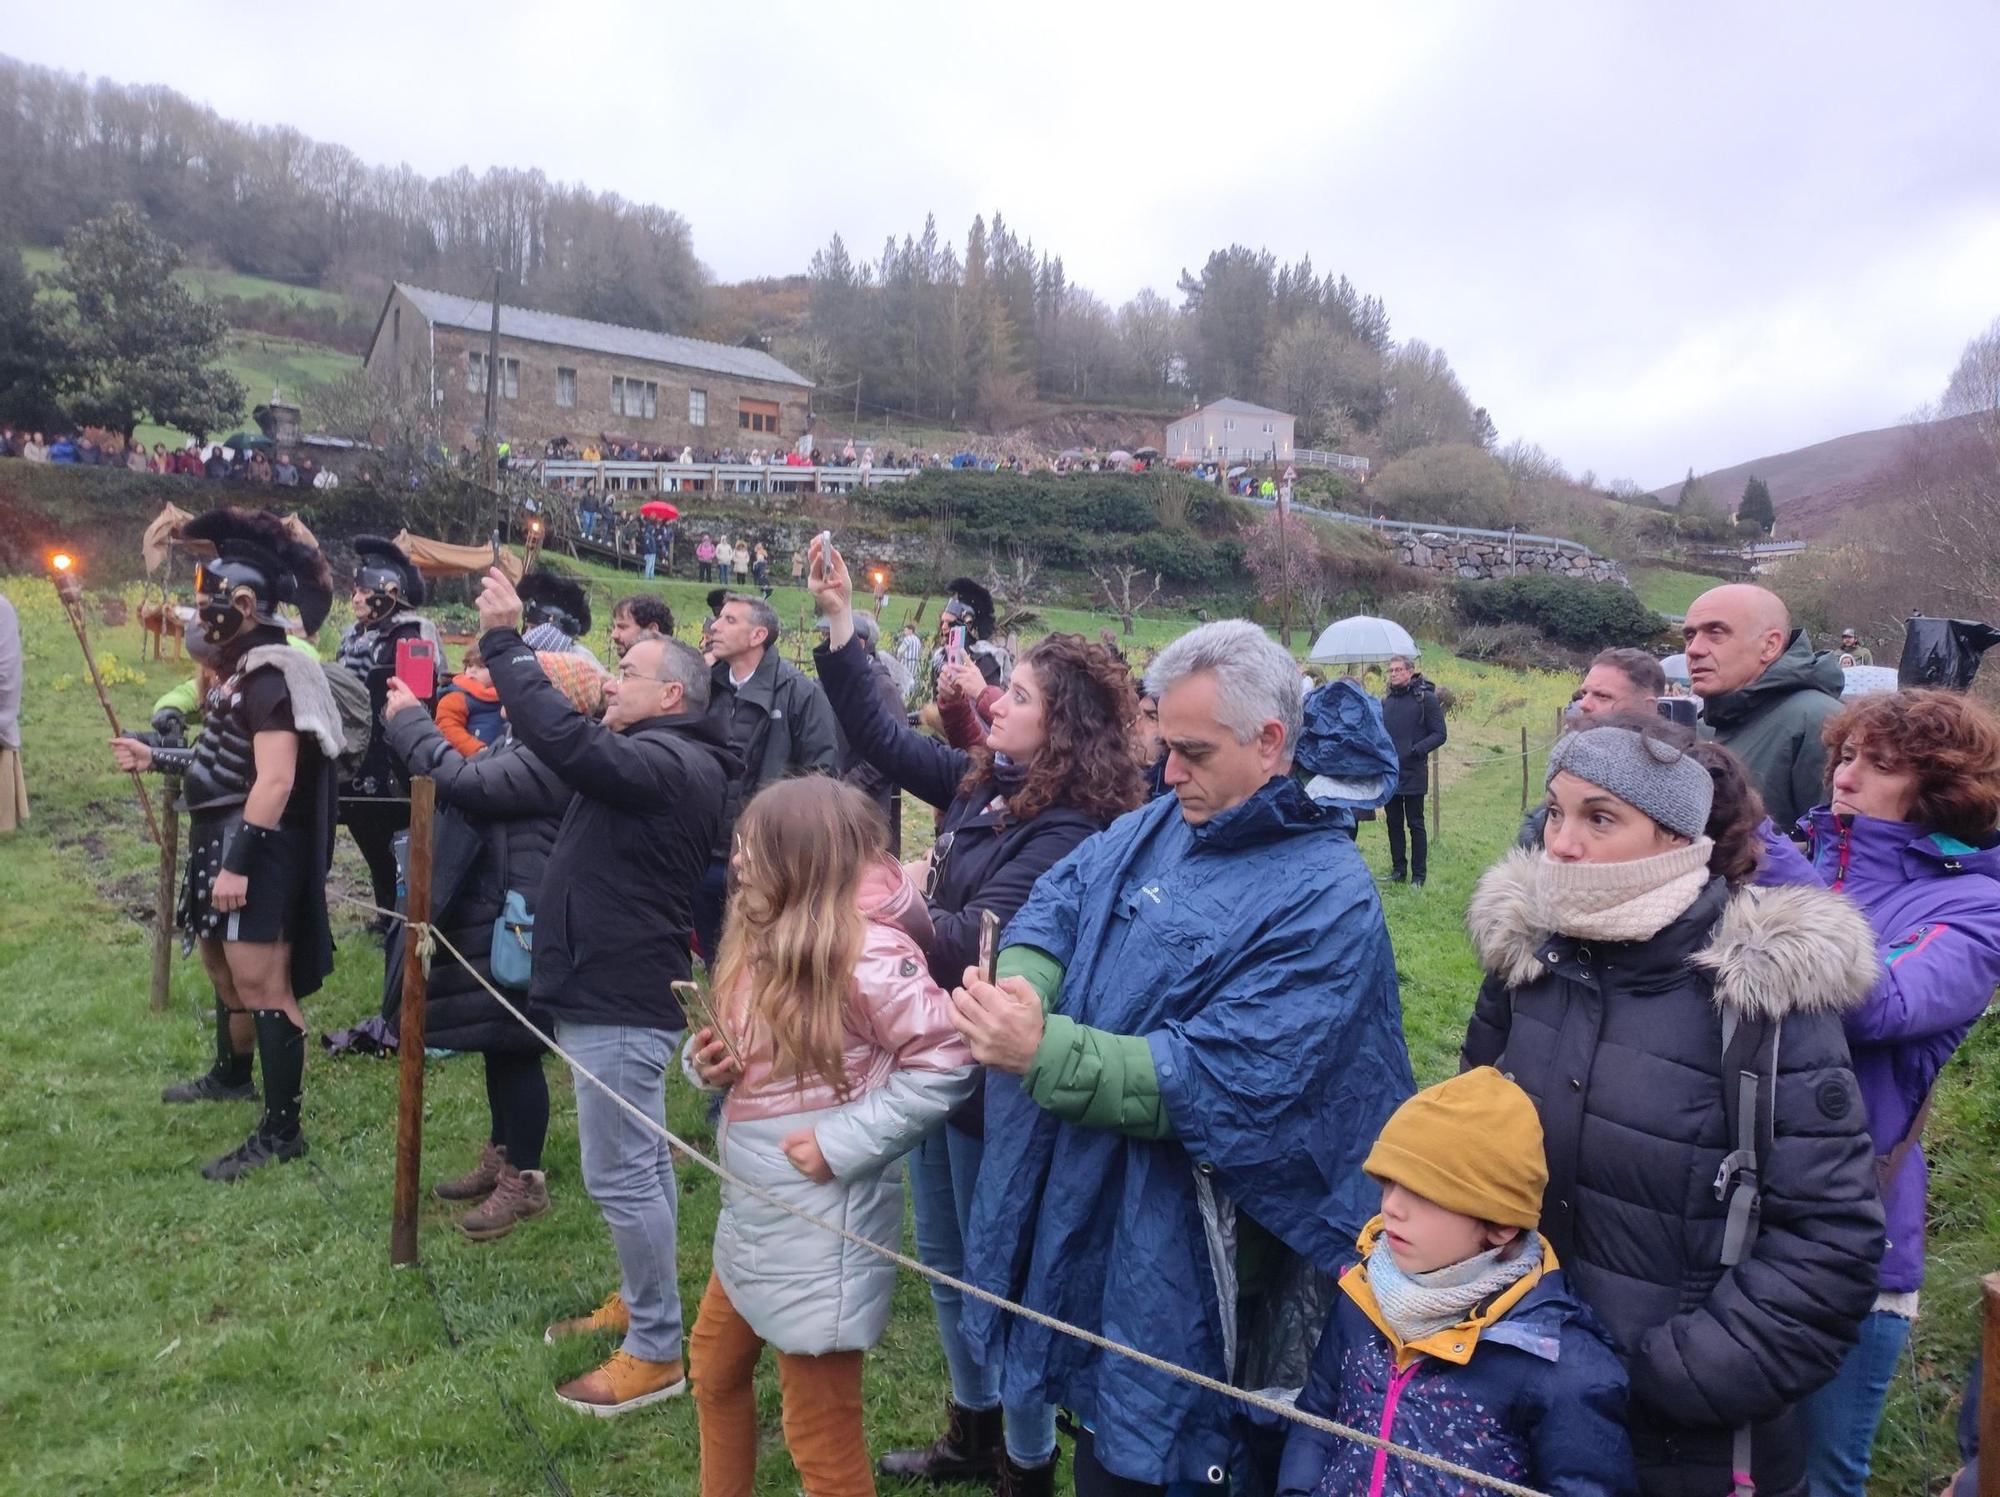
top-left (1366, 1232), bottom-right (1544, 1346)
top-left (1533, 838), bottom-right (1714, 943)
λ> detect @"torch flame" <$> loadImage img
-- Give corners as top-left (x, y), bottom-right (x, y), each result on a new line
top-left (50, 552), bottom-right (74, 573)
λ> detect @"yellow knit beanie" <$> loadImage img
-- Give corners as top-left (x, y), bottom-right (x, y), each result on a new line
top-left (1363, 1067), bottom-right (1548, 1229)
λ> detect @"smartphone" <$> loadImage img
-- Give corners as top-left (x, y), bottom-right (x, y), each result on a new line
top-left (814, 529), bottom-right (833, 576)
top-left (672, 980), bottom-right (745, 1071)
top-left (978, 908), bottom-right (1001, 986)
top-left (490, 531), bottom-right (504, 568)
top-left (947, 625), bottom-right (968, 665)
top-left (394, 638), bottom-right (436, 699)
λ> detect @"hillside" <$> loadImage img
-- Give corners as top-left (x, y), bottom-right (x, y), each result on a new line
top-left (1645, 415), bottom-right (1975, 538)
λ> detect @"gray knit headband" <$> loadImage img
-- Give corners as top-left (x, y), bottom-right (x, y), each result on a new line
top-left (1545, 726), bottom-right (1713, 840)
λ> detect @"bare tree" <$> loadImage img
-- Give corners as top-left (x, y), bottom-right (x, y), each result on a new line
top-left (982, 544), bottom-right (1044, 641)
top-left (1092, 562), bottom-right (1163, 636)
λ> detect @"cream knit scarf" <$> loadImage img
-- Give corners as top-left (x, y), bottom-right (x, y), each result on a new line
top-left (1534, 838), bottom-right (1714, 943)
top-left (1366, 1232), bottom-right (1544, 1346)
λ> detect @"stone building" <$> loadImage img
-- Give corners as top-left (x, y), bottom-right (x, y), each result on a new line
top-left (363, 284), bottom-right (814, 454)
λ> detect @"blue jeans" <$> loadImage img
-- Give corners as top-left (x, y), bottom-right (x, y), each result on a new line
top-left (908, 1124), bottom-right (1059, 1465)
top-left (1802, 1307), bottom-right (1914, 1495)
top-left (557, 1019), bottom-right (686, 1363)
top-left (642, 551), bottom-right (657, 578)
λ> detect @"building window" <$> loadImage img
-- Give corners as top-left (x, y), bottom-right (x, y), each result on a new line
top-left (500, 358), bottom-right (519, 400)
top-left (689, 388), bottom-right (707, 426)
top-left (612, 377), bottom-right (659, 420)
top-left (467, 351), bottom-right (487, 393)
top-left (1262, 421), bottom-right (1273, 434)
top-left (557, 367), bottom-right (577, 409)
top-left (738, 398), bottom-right (780, 434)
top-left (1224, 417), bottom-right (1235, 431)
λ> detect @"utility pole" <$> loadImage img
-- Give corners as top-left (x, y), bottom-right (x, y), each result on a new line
top-left (480, 267), bottom-right (502, 491)
top-left (1277, 466), bottom-right (1293, 650)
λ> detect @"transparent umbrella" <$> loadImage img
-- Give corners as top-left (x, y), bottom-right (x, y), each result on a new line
top-left (1308, 616), bottom-right (1419, 665)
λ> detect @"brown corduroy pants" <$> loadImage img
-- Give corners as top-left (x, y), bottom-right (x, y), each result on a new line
top-left (690, 1273), bottom-right (874, 1497)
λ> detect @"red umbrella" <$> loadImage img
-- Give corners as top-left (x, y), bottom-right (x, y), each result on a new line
top-left (639, 500), bottom-right (680, 521)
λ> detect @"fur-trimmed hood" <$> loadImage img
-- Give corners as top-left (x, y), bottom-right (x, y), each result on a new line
top-left (1468, 847), bottom-right (1879, 1021)
top-left (238, 643), bottom-right (346, 761)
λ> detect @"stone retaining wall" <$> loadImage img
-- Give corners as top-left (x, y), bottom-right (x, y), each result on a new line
top-left (1395, 534), bottom-right (1628, 586)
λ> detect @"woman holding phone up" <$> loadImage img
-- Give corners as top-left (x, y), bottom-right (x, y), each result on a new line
top-left (809, 536), bottom-right (1144, 1494)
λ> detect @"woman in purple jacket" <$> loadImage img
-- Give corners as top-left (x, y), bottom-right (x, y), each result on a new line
top-left (1798, 688), bottom-right (2000, 1495)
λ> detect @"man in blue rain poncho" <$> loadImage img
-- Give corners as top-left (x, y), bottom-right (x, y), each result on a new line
top-left (949, 623), bottom-right (1414, 1496)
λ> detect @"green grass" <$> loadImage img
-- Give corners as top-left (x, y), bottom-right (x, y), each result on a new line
top-left (1629, 563), bottom-right (1725, 617)
top-left (17, 244), bottom-right (360, 314)
top-left (131, 332), bottom-right (362, 453)
top-left (0, 578), bottom-right (1987, 1494)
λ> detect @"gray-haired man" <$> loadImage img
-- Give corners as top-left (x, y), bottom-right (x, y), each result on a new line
top-left (949, 619), bottom-right (1414, 1492)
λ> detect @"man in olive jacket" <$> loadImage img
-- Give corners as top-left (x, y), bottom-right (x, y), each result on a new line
top-left (1685, 584), bottom-right (1844, 833)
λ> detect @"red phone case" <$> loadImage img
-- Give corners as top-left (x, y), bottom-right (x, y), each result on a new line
top-left (394, 638), bottom-right (436, 699)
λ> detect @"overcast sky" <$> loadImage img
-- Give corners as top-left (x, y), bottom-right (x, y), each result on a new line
top-left (8, 0), bottom-right (1999, 485)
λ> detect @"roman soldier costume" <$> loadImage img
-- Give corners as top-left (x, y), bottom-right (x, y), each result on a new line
top-left (518, 570), bottom-right (599, 665)
top-left (135, 507), bottom-right (342, 1179)
top-left (931, 576), bottom-right (1012, 689)
top-left (335, 535), bottom-right (440, 921)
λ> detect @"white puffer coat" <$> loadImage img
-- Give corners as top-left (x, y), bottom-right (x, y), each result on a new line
top-left (687, 857), bottom-right (975, 1354)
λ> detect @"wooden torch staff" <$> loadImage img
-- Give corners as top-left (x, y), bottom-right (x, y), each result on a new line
top-left (150, 789), bottom-right (178, 1013)
top-left (50, 554), bottom-right (160, 845)
top-left (1981, 1272), bottom-right (2000, 1497)
top-left (390, 776), bottom-right (436, 1268)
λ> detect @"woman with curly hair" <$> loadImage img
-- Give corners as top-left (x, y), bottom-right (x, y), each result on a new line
top-left (1797, 690), bottom-right (2000, 1495)
top-left (809, 536), bottom-right (1142, 1493)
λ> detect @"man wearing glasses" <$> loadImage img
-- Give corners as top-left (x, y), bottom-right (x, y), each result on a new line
top-left (470, 568), bottom-right (740, 1420)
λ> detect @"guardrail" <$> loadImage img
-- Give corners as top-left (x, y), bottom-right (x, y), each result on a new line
top-left (1243, 495), bottom-right (1603, 557)
top-left (1291, 447), bottom-right (1371, 475)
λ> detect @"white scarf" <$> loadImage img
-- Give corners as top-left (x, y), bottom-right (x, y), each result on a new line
top-left (1533, 838), bottom-right (1713, 943)
top-left (1366, 1232), bottom-right (1544, 1346)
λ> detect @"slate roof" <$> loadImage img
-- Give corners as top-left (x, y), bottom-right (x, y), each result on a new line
top-left (384, 283), bottom-right (812, 388)
top-left (1175, 397), bottom-right (1294, 420)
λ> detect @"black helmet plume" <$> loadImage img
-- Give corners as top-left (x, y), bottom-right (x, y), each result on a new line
top-left (519, 570), bottom-right (592, 637)
top-left (351, 534), bottom-right (425, 610)
top-left (180, 505), bottom-right (334, 636)
top-left (942, 576), bottom-right (996, 639)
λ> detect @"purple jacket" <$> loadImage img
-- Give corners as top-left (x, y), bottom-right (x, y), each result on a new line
top-left (1801, 806), bottom-right (2000, 1292)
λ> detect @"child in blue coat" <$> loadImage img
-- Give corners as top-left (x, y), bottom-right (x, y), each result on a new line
top-left (1277, 1067), bottom-right (1636, 1497)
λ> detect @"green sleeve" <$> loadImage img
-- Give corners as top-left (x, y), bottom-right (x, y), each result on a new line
top-left (998, 944), bottom-right (1172, 1141)
top-left (152, 676), bottom-right (200, 719)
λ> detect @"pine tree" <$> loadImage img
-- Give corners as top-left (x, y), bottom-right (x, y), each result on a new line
top-left (1738, 475), bottom-right (1776, 534)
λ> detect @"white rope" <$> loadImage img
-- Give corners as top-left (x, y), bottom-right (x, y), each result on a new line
top-left (346, 891), bottom-right (1550, 1496)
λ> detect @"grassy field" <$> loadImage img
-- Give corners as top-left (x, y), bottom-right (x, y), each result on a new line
top-left (0, 576), bottom-right (1987, 1494)
top-left (1629, 562), bottom-right (1726, 617)
top-left (17, 244), bottom-right (361, 314)
top-left (130, 333), bottom-right (363, 453)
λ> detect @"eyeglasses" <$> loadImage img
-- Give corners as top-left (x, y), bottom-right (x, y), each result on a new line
top-left (922, 831), bottom-right (956, 901)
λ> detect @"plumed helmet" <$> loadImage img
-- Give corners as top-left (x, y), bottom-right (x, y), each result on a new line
top-left (180, 506), bottom-right (334, 643)
top-left (351, 535), bottom-right (425, 616)
top-left (519, 570), bottom-right (592, 637)
top-left (940, 576), bottom-right (996, 640)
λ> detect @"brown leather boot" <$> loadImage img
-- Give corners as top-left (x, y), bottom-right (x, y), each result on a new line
top-left (997, 1449), bottom-right (1058, 1497)
top-left (876, 1399), bottom-right (1004, 1485)
top-left (432, 1142), bottom-right (505, 1202)
top-left (459, 1165), bottom-right (549, 1241)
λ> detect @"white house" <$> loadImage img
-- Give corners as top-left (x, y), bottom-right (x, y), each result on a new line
top-left (1164, 398), bottom-right (1296, 463)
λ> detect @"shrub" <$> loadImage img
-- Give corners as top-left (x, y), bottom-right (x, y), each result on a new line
top-left (1454, 623), bottom-right (1586, 675)
top-left (1370, 444), bottom-right (1514, 530)
top-left (1455, 575), bottom-right (1665, 650)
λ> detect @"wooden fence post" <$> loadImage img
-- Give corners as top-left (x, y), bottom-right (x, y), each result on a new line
top-left (1981, 1273), bottom-right (2000, 1497)
top-left (1521, 727), bottom-right (1531, 814)
top-left (150, 782), bottom-right (179, 1013)
top-left (1430, 751), bottom-right (1441, 845)
top-left (390, 776), bottom-right (435, 1268)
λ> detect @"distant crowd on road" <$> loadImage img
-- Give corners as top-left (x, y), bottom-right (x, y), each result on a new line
top-left (1, 426), bottom-right (345, 488)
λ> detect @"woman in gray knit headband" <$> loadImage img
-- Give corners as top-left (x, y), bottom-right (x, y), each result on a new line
top-left (1460, 711), bottom-right (1886, 1496)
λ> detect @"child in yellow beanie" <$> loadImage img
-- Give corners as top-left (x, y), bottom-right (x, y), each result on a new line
top-left (1274, 1067), bottom-right (1636, 1496)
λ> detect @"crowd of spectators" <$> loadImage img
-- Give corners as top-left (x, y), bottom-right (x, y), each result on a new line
top-left (1, 426), bottom-right (344, 489)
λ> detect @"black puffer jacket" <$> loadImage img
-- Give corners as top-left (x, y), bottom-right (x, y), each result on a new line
top-left (1380, 673), bottom-right (1446, 796)
top-left (379, 711), bottom-right (568, 1052)
top-left (1461, 849), bottom-right (1885, 1497)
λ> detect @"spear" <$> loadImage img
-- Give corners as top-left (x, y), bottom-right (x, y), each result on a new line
top-left (50, 551), bottom-right (161, 845)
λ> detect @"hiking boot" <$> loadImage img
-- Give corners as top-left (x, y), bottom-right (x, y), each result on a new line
top-left (459, 1166), bottom-right (548, 1241)
top-left (553, 1349), bottom-right (685, 1417)
top-left (201, 1128), bottom-right (307, 1181)
top-left (544, 1289), bottom-right (628, 1346)
top-left (877, 1399), bottom-right (1004, 1484)
top-left (433, 1142), bottom-right (506, 1202)
top-left (162, 1069), bottom-right (258, 1104)
top-left (997, 1450), bottom-right (1059, 1497)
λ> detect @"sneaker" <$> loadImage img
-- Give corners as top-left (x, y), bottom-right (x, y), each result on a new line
top-left (433, 1142), bottom-right (506, 1202)
top-left (553, 1349), bottom-right (686, 1417)
top-left (162, 1070), bottom-right (258, 1104)
top-left (201, 1128), bottom-right (308, 1181)
top-left (544, 1289), bottom-right (629, 1346)
top-left (459, 1166), bottom-right (548, 1242)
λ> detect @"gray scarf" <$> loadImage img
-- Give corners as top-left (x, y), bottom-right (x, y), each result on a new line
top-left (1365, 1231), bottom-right (1543, 1346)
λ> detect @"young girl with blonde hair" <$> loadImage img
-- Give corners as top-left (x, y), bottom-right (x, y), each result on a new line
top-left (686, 776), bottom-right (975, 1497)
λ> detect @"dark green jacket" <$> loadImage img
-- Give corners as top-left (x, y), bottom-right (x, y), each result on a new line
top-left (1699, 630), bottom-right (1844, 832)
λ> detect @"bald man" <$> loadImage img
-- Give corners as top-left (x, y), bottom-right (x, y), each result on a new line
top-left (1683, 583), bottom-right (1845, 832)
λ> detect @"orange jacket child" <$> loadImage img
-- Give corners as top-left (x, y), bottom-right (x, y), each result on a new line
top-left (435, 670), bottom-right (503, 758)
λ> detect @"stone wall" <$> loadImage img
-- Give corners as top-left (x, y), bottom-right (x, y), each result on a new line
top-left (1394, 533), bottom-right (1628, 586)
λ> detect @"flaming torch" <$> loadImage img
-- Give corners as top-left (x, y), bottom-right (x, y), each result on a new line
top-left (50, 551), bottom-right (161, 845)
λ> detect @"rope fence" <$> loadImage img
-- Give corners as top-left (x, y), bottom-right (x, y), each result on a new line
top-left (338, 856), bottom-right (1553, 1497)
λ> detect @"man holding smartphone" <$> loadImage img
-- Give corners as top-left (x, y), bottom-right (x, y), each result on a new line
top-left (334, 536), bottom-right (442, 927)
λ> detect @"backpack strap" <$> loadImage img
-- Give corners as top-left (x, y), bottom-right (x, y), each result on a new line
top-left (1716, 1007), bottom-right (1781, 1496)
top-left (1876, 1087), bottom-right (1939, 1196)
